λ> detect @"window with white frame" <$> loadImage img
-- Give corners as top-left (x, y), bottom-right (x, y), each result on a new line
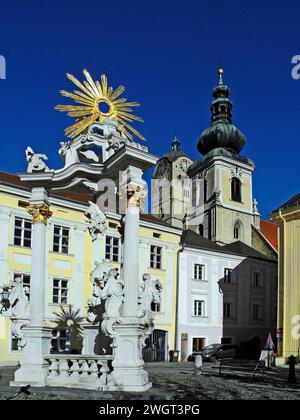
top-left (224, 268), bottom-right (233, 284)
top-left (223, 303), bottom-right (233, 319)
top-left (194, 264), bottom-right (205, 281)
top-left (252, 272), bottom-right (262, 288)
top-left (105, 236), bottom-right (120, 262)
top-left (13, 273), bottom-right (30, 300)
top-left (193, 300), bottom-right (205, 317)
top-left (13, 217), bottom-right (32, 248)
top-left (53, 225), bottom-right (70, 254)
top-left (52, 278), bottom-right (69, 304)
top-left (150, 245), bottom-right (162, 269)
top-left (252, 304), bottom-right (263, 321)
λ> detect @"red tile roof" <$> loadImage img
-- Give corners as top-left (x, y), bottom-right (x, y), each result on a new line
top-left (260, 220), bottom-right (278, 250)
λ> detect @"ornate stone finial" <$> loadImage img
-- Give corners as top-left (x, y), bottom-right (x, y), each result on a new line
top-left (27, 204), bottom-right (53, 223)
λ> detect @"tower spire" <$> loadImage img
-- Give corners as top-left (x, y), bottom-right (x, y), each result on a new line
top-left (171, 131), bottom-right (181, 151)
top-left (218, 67), bottom-right (224, 85)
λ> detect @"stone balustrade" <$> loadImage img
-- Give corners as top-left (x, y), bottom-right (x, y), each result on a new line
top-left (45, 355), bottom-right (114, 390)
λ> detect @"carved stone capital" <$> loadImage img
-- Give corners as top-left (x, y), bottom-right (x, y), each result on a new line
top-left (27, 204), bottom-right (53, 223)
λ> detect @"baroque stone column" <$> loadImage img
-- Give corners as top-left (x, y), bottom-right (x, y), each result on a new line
top-left (107, 169), bottom-right (151, 391)
top-left (12, 188), bottom-right (53, 387)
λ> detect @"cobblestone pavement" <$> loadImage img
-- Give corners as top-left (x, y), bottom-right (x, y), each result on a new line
top-left (1, 361), bottom-right (300, 400)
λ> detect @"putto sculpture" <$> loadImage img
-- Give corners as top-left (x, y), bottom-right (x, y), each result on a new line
top-left (25, 146), bottom-right (50, 173)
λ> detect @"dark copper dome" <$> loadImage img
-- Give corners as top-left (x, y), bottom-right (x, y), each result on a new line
top-left (197, 69), bottom-right (246, 155)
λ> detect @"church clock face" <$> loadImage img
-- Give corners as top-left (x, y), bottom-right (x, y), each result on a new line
top-left (179, 158), bottom-right (190, 173)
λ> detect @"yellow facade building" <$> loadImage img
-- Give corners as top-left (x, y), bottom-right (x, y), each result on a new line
top-left (271, 195), bottom-right (300, 360)
top-left (0, 172), bottom-right (180, 364)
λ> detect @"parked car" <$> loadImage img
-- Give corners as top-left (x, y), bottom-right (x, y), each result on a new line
top-left (188, 344), bottom-right (238, 363)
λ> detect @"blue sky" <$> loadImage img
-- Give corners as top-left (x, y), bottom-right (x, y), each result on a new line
top-left (0, 0), bottom-right (299, 218)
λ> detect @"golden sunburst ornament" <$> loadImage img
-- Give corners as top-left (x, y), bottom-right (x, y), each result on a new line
top-left (55, 69), bottom-right (145, 140)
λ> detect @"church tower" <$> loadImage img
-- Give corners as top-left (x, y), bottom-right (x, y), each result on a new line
top-left (187, 69), bottom-right (260, 246)
top-left (152, 135), bottom-right (193, 228)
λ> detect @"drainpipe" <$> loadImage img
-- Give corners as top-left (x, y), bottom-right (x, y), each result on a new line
top-left (277, 210), bottom-right (286, 358)
top-left (175, 243), bottom-right (185, 355)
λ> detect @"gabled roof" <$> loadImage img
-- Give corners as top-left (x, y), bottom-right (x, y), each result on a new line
top-left (222, 240), bottom-right (276, 262)
top-left (181, 229), bottom-right (227, 253)
top-left (182, 229), bottom-right (276, 262)
top-left (259, 220), bottom-right (278, 250)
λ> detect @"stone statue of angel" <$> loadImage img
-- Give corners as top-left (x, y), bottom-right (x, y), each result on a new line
top-left (100, 269), bottom-right (124, 318)
top-left (3, 276), bottom-right (30, 350)
top-left (85, 201), bottom-right (107, 240)
top-left (25, 146), bottom-right (50, 173)
top-left (138, 273), bottom-right (162, 319)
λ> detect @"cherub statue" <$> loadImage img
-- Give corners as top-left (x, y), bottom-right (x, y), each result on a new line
top-left (85, 201), bottom-right (107, 240)
top-left (100, 269), bottom-right (124, 318)
top-left (138, 273), bottom-right (162, 319)
top-left (138, 273), bottom-right (162, 352)
top-left (86, 259), bottom-right (112, 322)
top-left (25, 146), bottom-right (50, 173)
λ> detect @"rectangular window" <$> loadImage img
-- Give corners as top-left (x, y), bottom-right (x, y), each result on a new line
top-left (11, 333), bottom-right (19, 352)
top-left (151, 302), bottom-right (161, 313)
top-left (252, 272), bottom-right (262, 288)
top-left (53, 225), bottom-right (70, 254)
top-left (51, 329), bottom-right (68, 352)
top-left (150, 245), bottom-right (162, 269)
top-left (223, 303), bottom-right (233, 319)
top-left (252, 304), bottom-right (263, 321)
top-left (224, 268), bottom-right (233, 284)
top-left (52, 278), bottom-right (69, 304)
top-left (14, 217), bottom-right (32, 248)
top-left (194, 300), bottom-right (205, 317)
top-left (13, 273), bottom-right (30, 300)
top-left (105, 236), bottom-right (120, 262)
top-left (194, 264), bottom-right (205, 281)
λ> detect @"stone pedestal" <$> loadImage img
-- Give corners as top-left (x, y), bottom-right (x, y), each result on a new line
top-left (11, 326), bottom-right (53, 387)
top-left (82, 323), bottom-right (112, 356)
top-left (107, 320), bottom-right (151, 392)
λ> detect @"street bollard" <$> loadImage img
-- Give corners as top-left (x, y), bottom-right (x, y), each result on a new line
top-left (194, 355), bottom-right (202, 375)
top-left (288, 355), bottom-right (297, 384)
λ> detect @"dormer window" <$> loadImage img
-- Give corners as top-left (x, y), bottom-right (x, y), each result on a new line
top-left (231, 177), bottom-right (242, 202)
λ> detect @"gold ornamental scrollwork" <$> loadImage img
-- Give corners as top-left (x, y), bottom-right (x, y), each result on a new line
top-left (27, 204), bottom-right (53, 223)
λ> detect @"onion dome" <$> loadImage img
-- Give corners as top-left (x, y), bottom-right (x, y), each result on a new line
top-left (197, 69), bottom-right (246, 155)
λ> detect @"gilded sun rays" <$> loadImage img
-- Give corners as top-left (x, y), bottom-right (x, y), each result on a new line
top-left (55, 69), bottom-right (145, 141)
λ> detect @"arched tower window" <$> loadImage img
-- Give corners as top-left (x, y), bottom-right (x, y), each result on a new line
top-left (231, 177), bottom-right (242, 202)
top-left (233, 220), bottom-right (243, 240)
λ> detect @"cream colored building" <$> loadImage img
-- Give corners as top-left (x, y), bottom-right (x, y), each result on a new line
top-left (0, 171), bottom-right (181, 363)
top-left (271, 195), bottom-right (300, 360)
